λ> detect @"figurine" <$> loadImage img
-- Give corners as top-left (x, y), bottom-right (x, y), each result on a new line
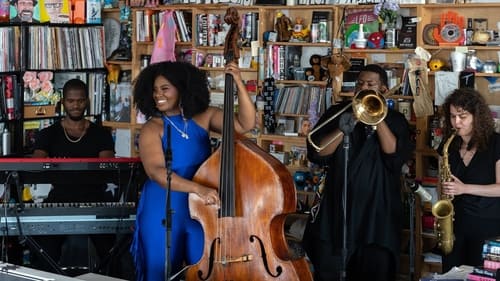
top-left (291, 17), bottom-right (310, 42)
top-left (367, 31), bottom-right (385, 49)
top-left (305, 54), bottom-right (326, 81)
top-left (321, 53), bottom-right (351, 102)
top-left (275, 12), bottom-right (293, 42)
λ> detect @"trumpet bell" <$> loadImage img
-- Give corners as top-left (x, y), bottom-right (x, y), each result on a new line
top-left (352, 89), bottom-right (388, 126)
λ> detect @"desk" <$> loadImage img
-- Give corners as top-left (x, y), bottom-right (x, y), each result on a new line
top-left (76, 273), bottom-right (127, 281)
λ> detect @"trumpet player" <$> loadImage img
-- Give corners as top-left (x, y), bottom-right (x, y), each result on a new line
top-left (439, 88), bottom-right (500, 272)
top-left (302, 64), bottom-right (412, 281)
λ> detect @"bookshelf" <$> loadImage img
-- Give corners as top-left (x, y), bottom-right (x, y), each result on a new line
top-left (102, 6), bottom-right (138, 157)
top-left (0, 22), bottom-right (107, 156)
top-left (98, 3), bottom-right (500, 279)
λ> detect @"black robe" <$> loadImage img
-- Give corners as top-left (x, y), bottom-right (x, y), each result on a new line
top-left (303, 102), bottom-right (413, 273)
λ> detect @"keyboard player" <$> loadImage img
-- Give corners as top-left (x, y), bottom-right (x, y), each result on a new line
top-left (28, 79), bottom-right (118, 276)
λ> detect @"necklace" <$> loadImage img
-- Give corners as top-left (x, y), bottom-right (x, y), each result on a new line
top-left (62, 120), bottom-right (86, 143)
top-left (459, 147), bottom-right (475, 166)
top-left (460, 149), bottom-right (470, 159)
top-left (164, 115), bottom-right (189, 139)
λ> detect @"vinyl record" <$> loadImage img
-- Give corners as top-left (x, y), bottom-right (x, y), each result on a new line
top-left (440, 23), bottom-right (461, 43)
top-left (423, 23), bottom-right (439, 45)
top-left (103, 17), bottom-right (121, 59)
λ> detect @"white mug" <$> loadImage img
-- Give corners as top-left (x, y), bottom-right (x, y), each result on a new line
top-left (450, 51), bottom-right (466, 72)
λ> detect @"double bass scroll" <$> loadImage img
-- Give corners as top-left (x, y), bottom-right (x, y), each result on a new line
top-left (185, 7), bottom-right (313, 281)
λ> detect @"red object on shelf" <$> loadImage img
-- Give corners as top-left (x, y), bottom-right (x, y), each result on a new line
top-left (422, 214), bottom-right (435, 230)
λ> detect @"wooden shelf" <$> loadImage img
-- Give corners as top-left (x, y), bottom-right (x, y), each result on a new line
top-left (103, 5), bottom-right (500, 279)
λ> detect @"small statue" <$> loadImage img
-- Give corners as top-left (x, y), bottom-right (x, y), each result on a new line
top-left (321, 53), bottom-right (351, 102)
top-left (291, 17), bottom-right (310, 42)
top-left (109, 1), bottom-right (132, 60)
top-left (367, 31), bottom-right (385, 49)
top-left (305, 54), bottom-right (326, 81)
top-left (275, 12), bottom-right (293, 42)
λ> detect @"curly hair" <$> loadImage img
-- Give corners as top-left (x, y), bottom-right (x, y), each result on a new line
top-left (133, 61), bottom-right (210, 119)
top-left (442, 88), bottom-right (494, 152)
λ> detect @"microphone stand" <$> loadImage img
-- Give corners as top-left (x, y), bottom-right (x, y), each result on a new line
top-left (408, 189), bottom-right (416, 281)
top-left (405, 178), bottom-right (424, 281)
top-left (10, 171), bottom-right (65, 275)
top-left (339, 123), bottom-right (354, 281)
top-left (164, 125), bottom-right (173, 281)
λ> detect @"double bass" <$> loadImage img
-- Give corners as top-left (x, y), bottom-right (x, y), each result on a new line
top-left (185, 7), bottom-right (313, 281)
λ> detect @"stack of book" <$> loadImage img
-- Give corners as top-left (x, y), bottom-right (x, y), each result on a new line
top-left (467, 237), bottom-right (500, 281)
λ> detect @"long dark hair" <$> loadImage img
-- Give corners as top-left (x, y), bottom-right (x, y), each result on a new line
top-left (442, 88), bottom-right (494, 151)
top-left (133, 61), bottom-right (210, 119)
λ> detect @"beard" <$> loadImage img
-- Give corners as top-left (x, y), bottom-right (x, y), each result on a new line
top-left (67, 113), bottom-right (85, 121)
top-left (19, 9), bottom-right (33, 21)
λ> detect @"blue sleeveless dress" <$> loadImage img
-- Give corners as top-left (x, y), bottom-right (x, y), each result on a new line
top-left (131, 115), bottom-right (211, 281)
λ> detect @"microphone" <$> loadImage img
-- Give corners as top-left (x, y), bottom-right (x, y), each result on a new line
top-left (406, 179), bottom-right (432, 202)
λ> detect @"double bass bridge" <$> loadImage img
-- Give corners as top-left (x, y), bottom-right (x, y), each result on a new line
top-left (217, 254), bottom-right (253, 266)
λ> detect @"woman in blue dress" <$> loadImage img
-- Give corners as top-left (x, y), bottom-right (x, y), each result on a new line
top-left (130, 61), bottom-right (256, 281)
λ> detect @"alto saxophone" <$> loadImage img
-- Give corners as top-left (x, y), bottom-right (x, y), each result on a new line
top-left (431, 131), bottom-right (456, 255)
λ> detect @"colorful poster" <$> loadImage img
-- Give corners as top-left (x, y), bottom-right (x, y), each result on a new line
top-left (10, 0), bottom-right (39, 22)
top-left (38, 0), bottom-right (69, 23)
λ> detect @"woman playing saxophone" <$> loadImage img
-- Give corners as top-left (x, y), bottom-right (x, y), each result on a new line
top-left (439, 88), bottom-right (500, 272)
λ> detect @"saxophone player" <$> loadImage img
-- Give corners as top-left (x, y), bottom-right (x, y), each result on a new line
top-left (439, 88), bottom-right (500, 272)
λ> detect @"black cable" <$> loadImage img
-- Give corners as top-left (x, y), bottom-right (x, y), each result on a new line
top-left (0, 171), bottom-right (14, 263)
top-left (164, 125), bottom-right (173, 281)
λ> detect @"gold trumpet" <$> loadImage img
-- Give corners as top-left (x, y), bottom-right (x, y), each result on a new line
top-left (308, 86), bottom-right (399, 152)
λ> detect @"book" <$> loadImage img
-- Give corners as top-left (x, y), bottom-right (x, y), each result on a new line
top-left (113, 128), bottom-right (131, 157)
top-left (71, 0), bottom-right (85, 24)
top-left (341, 57), bottom-right (366, 93)
top-left (86, 0), bottom-right (101, 24)
top-left (484, 244), bottom-right (500, 257)
top-left (285, 45), bottom-right (301, 80)
top-left (23, 120), bottom-right (41, 153)
top-left (311, 11), bottom-right (331, 43)
top-left (38, 0), bottom-right (70, 23)
top-left (109, 82), bottom-right (132, 122)
top-left (485, 258), bottom-right (500, 270)
top-left (10, 0), bottom-right (39, 22)
top-left (467, 273), bottom-right (497, 281)
top-left (343, 9), bottom-right (379, 48)
top-left (398, 16), bottom-right (417, 49)
top-left (473, 267), bottom-right (500, 279)
top-left (485, 237), bottom-right (500, 247)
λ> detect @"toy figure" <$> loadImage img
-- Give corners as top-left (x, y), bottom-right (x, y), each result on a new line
top-left (275, 12), bottom-right (293, 42)
top-left (321, 53), bottom-right (351, 102)
top-left (291, 17), bottom-right (310, 42)
top-left (428, 58), bottom-right (446, 71)
top-left (305, 54), bottom-right (326, 81)
top-left (367, 31), bottom-right (385, 49)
